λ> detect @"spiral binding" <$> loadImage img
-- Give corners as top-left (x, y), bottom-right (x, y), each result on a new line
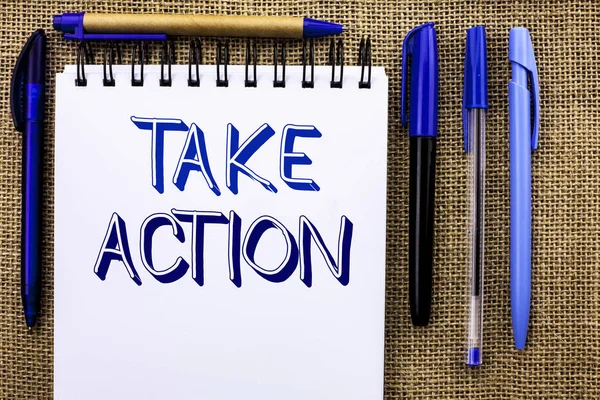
top-left (273, 40), bottom-right (286, 88)
top-left (131, 41), bottom-right (145, 87)
top-left (245, 39), bottom-right (257, 88)
top-left (216, 41), bottom-right (229, 87)
top-left (160, 41), bottom-right (175, 87)
top-left (329, 38), bottom-right (344, 88)
top-left (358, 37), bottom-right (372, 89)
top-left (103, 42), bottom-right (121, 87)
top-left (188, 39), bottom-right (201, 87)
top-left (302, 39), bottom-right (315, 88)
top-left (73, 39), bottom-right (373, 89)
top-left (75, 41), bottom-right (93, 86)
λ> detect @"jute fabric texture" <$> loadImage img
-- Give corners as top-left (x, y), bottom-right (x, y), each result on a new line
top-left (0, 1), bottom-right (598, 398)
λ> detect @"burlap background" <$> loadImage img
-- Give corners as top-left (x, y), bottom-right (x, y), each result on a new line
top-left (1, 1), bottom-right (598, 399)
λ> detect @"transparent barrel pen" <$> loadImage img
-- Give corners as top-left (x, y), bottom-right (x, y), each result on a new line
top-left (463, 26), bottom-right (487, 367)
top-left (465, 108), bottom-right (485, 366)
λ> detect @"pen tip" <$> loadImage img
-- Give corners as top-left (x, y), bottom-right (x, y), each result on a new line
top-left (28, 326), bottom-right (33, 332)
top-left (25, 315), bottom-right (37, 328)
top-left (342, 26), bottom-right (349, 32)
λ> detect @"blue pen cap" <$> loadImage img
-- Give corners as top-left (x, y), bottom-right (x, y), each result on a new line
top-left (464, 26), bottom-right (488, 109)
top-left (52, 12), bottom-right (84, 33)
top-left (463, 26), bottom-right (488, 151)
top-left (401, 22), bottom-right (439, 137)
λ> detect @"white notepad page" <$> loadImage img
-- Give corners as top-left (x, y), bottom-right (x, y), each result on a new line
top-left (54, 64), bottom-right (388, 400)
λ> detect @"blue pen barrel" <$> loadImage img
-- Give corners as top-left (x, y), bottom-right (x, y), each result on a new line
top-left (509, 69), bottom-right (532, 351)
top-left (22, 33), bottom-right (46, 329)
top-left (11, 29), bottom-right (46, 329)
top-left (22, 118), bottom-right (43, 328)
top-left (508, 26), bottom-right (539, 351)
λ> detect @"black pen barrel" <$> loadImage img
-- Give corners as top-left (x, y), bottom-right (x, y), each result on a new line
top-left (409, 136), bottom-right (436, 326)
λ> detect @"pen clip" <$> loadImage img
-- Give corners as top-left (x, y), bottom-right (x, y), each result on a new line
top-left (66, 32), bottom-right (168, 41)
top-left (509, 28), bottom-right (540, 150)
top-left (529, 56), bottom-right (540, 151)
top-left (10, 29), bottom-right (44, 133)
top-left (462, 86), bottom-right (468, 153)
top-left (520, 42), bottom-right (540, 151)
top-left (401, 22), bottom-right (435, 128)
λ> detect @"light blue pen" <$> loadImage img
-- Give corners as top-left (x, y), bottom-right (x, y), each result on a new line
top-left (509, 27), bottom-right (540, 350)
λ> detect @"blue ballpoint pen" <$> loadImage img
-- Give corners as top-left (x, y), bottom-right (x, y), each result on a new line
top-left (463, 26), bottom-right (488, 367)
top-left (10, 29), bottom-right (47, 330)
top-left (509, 27), bottom-right (540, 350)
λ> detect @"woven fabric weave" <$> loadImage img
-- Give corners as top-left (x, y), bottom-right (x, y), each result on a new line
top-left (0, 1), bottom-right (598, 399)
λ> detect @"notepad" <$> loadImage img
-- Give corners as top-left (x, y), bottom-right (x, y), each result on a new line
top-left (54, 62), bottom-right (388, 399)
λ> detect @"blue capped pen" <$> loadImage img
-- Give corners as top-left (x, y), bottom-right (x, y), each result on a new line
top-left (401, 22), bottom-right (439, 326)
top-left (10, 29), bottom-right (47, 330)
top-left (463, 26), bottom-right (488, 367)
top-left (509, 27), bottom-right (540, 350)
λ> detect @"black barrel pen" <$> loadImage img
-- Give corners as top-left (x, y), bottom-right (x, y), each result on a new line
top-left (401, 22), bottom-right (439, 326)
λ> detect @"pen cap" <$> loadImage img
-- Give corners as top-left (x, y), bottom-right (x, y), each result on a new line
top-left (509, 27), bottom-right (540, 150)
top-left (52, 12), bottom-right (84, 33)
top-left (401, 22), bottom-right (439, 137)
top-left (464, 26), bottom-right (488, 109)
top-left (463, 26), bottom-right (488, 151)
